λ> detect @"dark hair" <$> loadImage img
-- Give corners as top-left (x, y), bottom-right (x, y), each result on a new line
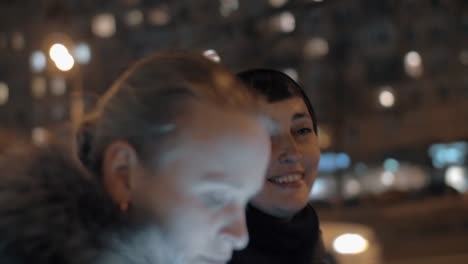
top-left (237, 69), bottom-right (318, 134)
top-left (78, 51), bottom-right (268, 178)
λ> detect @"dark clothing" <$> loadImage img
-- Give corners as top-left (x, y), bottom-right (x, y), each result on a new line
top-left (229, 204), bottom-right (328, 264)
top-left (0, 144), bottom-right (176, 264)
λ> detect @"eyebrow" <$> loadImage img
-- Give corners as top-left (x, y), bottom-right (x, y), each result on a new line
top-left (292, 112), bottom-right (312, 121)
top-left (200, 173), bottom-right (243, 189)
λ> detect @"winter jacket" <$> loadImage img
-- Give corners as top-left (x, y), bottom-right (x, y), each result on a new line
top-left (229, 204), bottom-right (328, 264)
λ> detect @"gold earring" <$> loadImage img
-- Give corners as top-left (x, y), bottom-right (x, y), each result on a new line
top-left (120, 201), bottom-right (129, 212)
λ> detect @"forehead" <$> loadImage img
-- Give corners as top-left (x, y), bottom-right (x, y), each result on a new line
top-left (263, 97), bottom-right (309, 121)
top-left (156, 101), bottom-right (269, 186)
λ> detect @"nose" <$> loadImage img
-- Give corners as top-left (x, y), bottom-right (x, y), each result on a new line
top-left (275, 134), bottom-right (302, 165)
top-left (219, 205), bottom-right (249, 250)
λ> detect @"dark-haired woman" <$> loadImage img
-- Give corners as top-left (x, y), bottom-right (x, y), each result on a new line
top-left (229, 69), bottom-right (328, 264)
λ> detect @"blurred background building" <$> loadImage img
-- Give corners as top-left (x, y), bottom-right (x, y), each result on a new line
top-left (0, 0), bottom-right (467, 263)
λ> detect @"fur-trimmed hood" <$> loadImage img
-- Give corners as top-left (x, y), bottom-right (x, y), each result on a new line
top-left (0, 143), bottom-right (183, 264)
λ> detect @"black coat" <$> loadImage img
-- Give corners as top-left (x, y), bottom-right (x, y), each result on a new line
top-left (0, 144), bottom-right (181, 264)
top-left (229, 204), bottom-right (328, 264)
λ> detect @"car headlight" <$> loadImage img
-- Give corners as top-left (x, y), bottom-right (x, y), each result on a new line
top-left (332, 233), bottom-right (369, 255)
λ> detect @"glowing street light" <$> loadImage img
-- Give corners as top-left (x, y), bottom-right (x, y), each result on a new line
top-left (49, 43), bottom-right (75, 71)
top-left (378, 86), bottom-right (395, 108)
top-left (333, 233), bottom-right (369, 254)
top-left (203, 49), bottom-right (221, 63)
top-left (404, 50), bottom-right (423, 78)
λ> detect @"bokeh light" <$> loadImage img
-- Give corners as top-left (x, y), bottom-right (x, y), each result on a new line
top-left (30, 51), bottom-right (47, 72)
top-left (404, 50), bottom-right (423, 78)
top-left (49, 44), bottom-right (75, 71)
top-left (304, 37), bottom-right (329, 59)
top-left (0, 82), bottom-right (9, 105)
top-left (92, 13), bottom-right (116, 38)
top-left (73, 43), bottom-right (91, 64)
top-left (124, 9), bottom-right (144, 27)
top-left (269, 0), bottom-right (288, 8)
top-left (50, 77), bottom-right (67, 96)
top-left (203, 49), bottom-right (221, 63)
top-left (333, 233), bottom-right (369, 254)
top-left (148, 7), bottom-right (171, 26)
top-left (31, 76), bottom-right (47, 99)
top-left (378, 86), bottom-right (395, 108)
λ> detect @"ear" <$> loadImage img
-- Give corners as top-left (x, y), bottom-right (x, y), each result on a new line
top-left (102, 140), bottom-right (140, 209)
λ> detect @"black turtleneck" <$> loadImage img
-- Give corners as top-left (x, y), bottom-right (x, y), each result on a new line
top-left (229, 203), bottom-right (326, 264)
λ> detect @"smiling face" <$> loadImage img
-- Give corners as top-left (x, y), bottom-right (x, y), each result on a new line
top-left (129, 100), bottom-right (271, 264)
top-left (250, 96), bottom-right (320, 219)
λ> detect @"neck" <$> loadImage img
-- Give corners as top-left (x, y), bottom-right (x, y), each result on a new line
top-left (250, 203), bottom-right (298, 220)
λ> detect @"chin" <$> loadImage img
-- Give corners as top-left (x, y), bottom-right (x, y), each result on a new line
top-left (266, 199), bottom-right (308, 219)
top-left (282, 201), bottom-right (308, 214)
top-left (279, 193), bottom-right (310, 213)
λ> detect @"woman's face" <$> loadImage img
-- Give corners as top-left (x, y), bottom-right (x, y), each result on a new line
top-left (250, 96), bottom-right (320, 218)
top-left (132, 101), bottom-right (271, 264)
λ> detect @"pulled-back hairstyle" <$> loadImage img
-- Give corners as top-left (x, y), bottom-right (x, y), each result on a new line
top-left (237, 69), bottom-right (318, 134)
top-left (78, 51), bottom-right (267, 178)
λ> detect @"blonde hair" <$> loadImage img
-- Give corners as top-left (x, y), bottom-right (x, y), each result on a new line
top-left (78, 51), bottom-right (268, 176)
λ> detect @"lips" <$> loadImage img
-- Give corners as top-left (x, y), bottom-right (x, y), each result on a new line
top-left (267, 171), bottom-right (305, 187)
top-left (268, 173), bottom-right (303, 184)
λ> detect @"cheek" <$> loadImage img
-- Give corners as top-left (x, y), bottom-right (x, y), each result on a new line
top-left (251, 182), bottom-right (275, 207)
top-left (159, 197), bottom-right (223, 252)
top-left (301, 138), bottom-right (320, 167)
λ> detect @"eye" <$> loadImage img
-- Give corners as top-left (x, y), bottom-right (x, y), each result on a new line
top-left (202, 191), bottom-right (233, 208)
top-left (295, 127), bottom-right (312, 136)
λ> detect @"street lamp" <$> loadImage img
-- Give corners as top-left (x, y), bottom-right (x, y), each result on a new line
top-left (49, 43), bottom-right (75, 72)
top-left (48, 42), bottom-right (83, 126)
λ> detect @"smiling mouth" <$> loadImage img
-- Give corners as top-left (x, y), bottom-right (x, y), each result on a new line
top-left (267, 173), bottom-right (304, 184)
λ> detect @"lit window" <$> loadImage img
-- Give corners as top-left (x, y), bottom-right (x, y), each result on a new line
top-left (73, 43), bottom-right (91, 64)
top-left (148, 7), bottom-right (171, 26)
top-left (317, 126), bottom-right (332, 149)
top-left (304, 37), bottom-right (329, 58)
top-left (30, 51), bottom-right (47, 72)
top-left (203, 49), bottom-right (221, 63)
top-left (278, 12), bottom-right (295, 33)
top-left (32, 127), bottom-right (49, 146)
top-left (378, 86), bottom-right (395, 108)
top-left (11, 31), bottom-right (25, 51)
top-left (92, 13), bottom-right (116, 38)
top-left (220, 0), bottom-right (239, 17)
top-left (269, 0), bottom-right (288, 8)
top-left (124, 9), bottom-right (144, 27)
top-left (459, 50), bottom-right (468, 66)
top-left (31, 76), bottom-right (47, 99)
top-left (0, 82), bottom-right (9, 105)
top-left (271, 12), bottom-right (296, 33)
top-left (50, 77), bottom-right (67, 96)
top-left (404, 51), bottom-right (423, 78)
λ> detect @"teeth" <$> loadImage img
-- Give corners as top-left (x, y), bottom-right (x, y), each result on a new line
top-left (270, 174), bottom-right (302, 184)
